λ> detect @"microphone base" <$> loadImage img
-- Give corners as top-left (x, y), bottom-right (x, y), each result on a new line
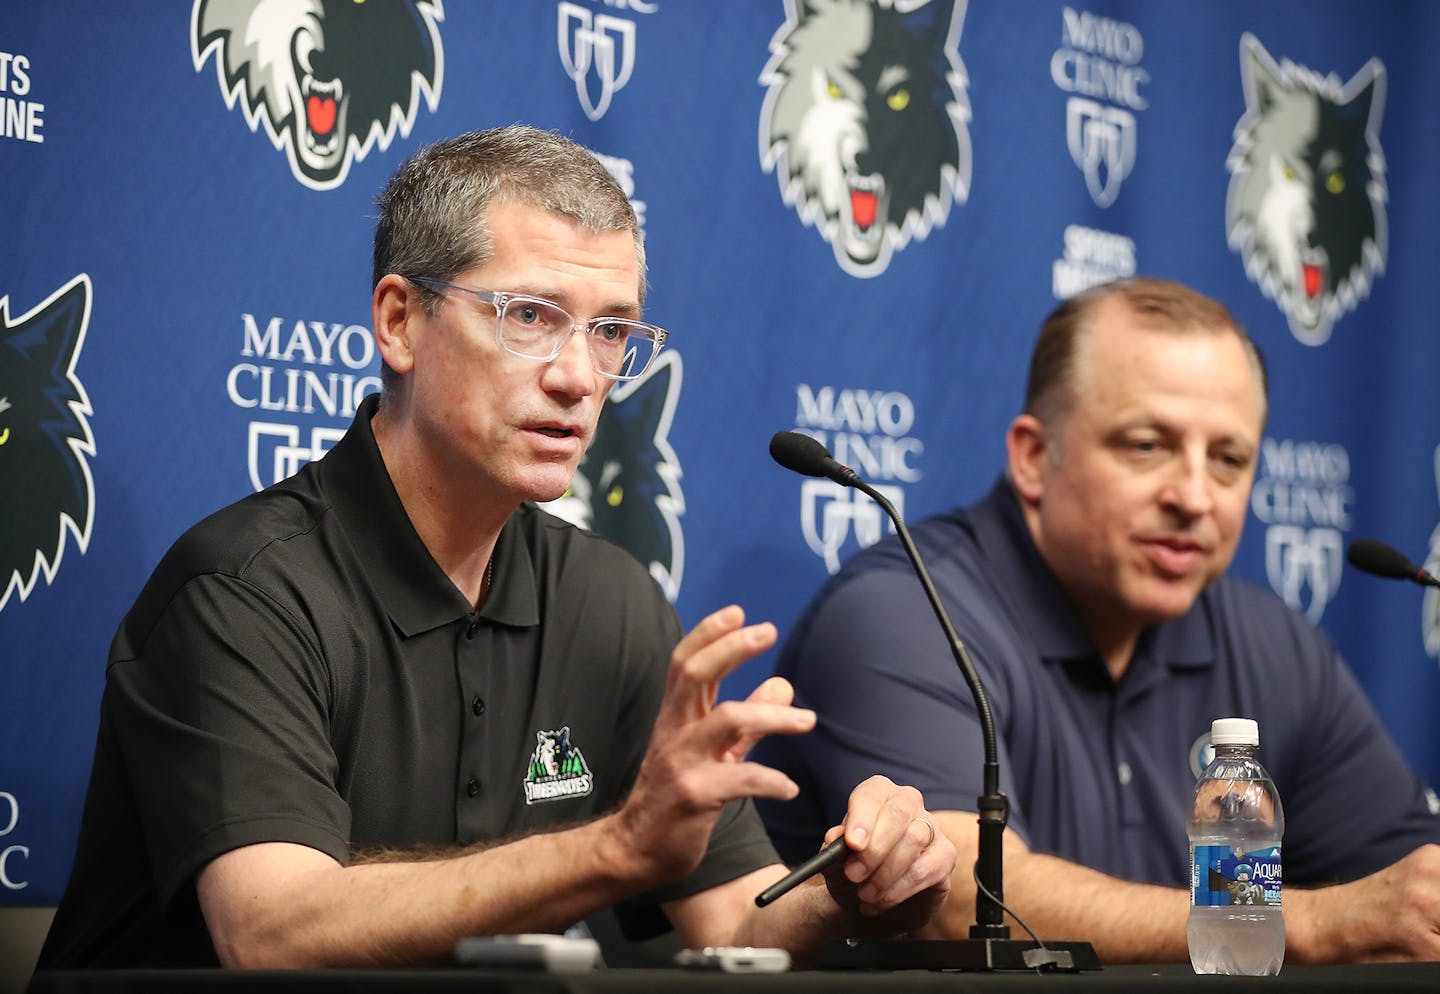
top-left (815, 937), bottom-right (1101, 972)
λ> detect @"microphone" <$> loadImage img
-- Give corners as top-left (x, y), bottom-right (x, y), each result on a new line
top-left (1347, 538), bottom-right (1440, 588)
top-left (765, 432), bottom-right (1097, 971)
top-left (767, 430), bottom-right (858, 486)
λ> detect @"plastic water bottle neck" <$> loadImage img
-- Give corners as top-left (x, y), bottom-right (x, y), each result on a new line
top-left (1213, 743), bottom-right (1257, 760)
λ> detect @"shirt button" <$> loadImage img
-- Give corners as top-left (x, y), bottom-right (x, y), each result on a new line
top-left (471, 696), bottom-right (485, 716)
top-left (1117, 761), bottom-right (1133, 786)
top-left (466, 777), bottom-right (480, 797)
top-left (466, 622), bottom-right (480, 639)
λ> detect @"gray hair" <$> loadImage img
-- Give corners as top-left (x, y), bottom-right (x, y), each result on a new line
top-left (371, 126), bottom-right (646, 391)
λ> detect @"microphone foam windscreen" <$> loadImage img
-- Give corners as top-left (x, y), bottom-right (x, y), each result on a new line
top-left (1346, 538), bottom-right (1418, 580)
top-left (769, 430), bottom-right (832, 478)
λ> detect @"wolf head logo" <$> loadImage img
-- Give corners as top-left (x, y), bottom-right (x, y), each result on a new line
top-left (524, 726), bottom-right (593, 804)
top-left (1226, 34), bottom-right (1386, 346)
top-left (191, 0), bottom-right (444, 191)
top-left (533, 728), bottom-right (569, 778)
top-left (542, 351), bottom-right (684, 600)
top-left (0, 276), bottom-right (96, 614)
top-left (759, 0), bottom-right (971, 278)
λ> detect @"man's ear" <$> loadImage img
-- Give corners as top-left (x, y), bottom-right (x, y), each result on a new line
top-left (373, 274), bottom-right (418, 375)
top-left (1006, 413), bottom-right (1049, 505)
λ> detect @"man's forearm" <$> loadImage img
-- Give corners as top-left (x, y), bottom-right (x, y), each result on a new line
top-left (929, 815), bottom-right (1440, 965)
top-left (722, 874), bottom-right (850, 960)
top-left (671, 868), bottom-right (938, 966)
top-left (199, 812), bottom-right (655, 968)
top-left (923, 812), bottom-right (1190, 963)
top-left (952, 846), bottom-right (1190, 961)
top-left (1282, 844), bottom-right (1440, 963)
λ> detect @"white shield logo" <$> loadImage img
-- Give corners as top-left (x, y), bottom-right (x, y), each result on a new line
top-left (247, 421), bottom-right (345, 491)
top-left (1066, 97), bottom-right (1136, 208)
top-left (800, 479), bottom-right (903, 575)
top-left (557, 3), bottom-right (636, 122)
top-left (1265, 524), bottom-right (1343, 623)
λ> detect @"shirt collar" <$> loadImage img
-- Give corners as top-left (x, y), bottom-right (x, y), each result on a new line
top-left (318, 394), bottom-right (540, 637)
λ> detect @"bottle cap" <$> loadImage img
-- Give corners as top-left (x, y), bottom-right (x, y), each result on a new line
top-left (1211, 717), bottom-right (1259, 746)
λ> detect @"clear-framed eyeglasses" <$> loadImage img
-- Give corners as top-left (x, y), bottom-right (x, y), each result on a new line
top-left (407, 276), bottom-right (667, 382)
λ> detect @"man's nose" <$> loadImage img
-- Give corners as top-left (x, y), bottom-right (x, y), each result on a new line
top-left (1162, 454), bottom-right (1215, 517)
top-left (540, 325), bottom-right (598, 396)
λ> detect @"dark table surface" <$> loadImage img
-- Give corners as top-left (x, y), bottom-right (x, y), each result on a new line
top-left (26, 962), bottom-right (1440, 993)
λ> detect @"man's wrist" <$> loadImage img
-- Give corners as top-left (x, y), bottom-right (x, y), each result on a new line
top-left (587, 810), bottom-right (662, 893)
top-left (1283, 885), bottom-right (1345, 964)
top-left (743, 876), bottom-right (850, 961)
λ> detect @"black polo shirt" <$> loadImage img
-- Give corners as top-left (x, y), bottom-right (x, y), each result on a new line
top-left (40, 395), bottom-right (776, 967)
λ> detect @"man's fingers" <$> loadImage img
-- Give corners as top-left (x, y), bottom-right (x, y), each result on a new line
top-left (667, 606), bottom-right (778, 694)
top-left (833, 776), bottom-right (951, 909)
top-left (841, 776), bottom-right (923, 868)
top-left (855, 815), bottom-right (944, 908)
top-left (729, 677), bottom-right (799, 757)
top-left (670, 605), bottom-right (747, 667)
top-left (616, 608), bottom-right (806, 885)
top-left (691, 699), bottom-right (816, 758)
top-left (844, 800), bottom-right (917, 886)
top-left (666, 759), bottom-right (802, 808)
top-left (747, 676), bottom-right (795, 707)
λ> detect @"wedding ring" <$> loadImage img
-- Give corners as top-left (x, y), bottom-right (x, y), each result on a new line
top-left (915, 816), bottom-right (936, 847)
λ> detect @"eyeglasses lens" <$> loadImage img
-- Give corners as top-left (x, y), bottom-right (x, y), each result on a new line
top-left (498, 298), bottom-right (657, 380)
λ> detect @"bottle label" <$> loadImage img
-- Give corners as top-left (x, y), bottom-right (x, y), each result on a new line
top-left (1190, 845), bottom-right (1282, 907)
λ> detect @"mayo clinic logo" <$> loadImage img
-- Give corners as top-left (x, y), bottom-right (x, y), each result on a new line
top-left (1251, 438), bottom-right (1353, 623)
top-left (1051, 7), bottom-right (1148, 208)
top-left (789, 384), bottom-right (923, 574)
top-left (556, 0), bottom-right (657, 122)
top-left (226, 314), bottom-right (381, 489)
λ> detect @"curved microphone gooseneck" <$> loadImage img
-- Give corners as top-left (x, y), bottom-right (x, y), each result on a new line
top-left (768, 430), bottom-right (1010, 938)
top-left (763, 432), bottom-right (1111, 975)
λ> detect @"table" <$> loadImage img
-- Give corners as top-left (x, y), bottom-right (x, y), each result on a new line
top-left (26, 963), bottom-right (1440, 993)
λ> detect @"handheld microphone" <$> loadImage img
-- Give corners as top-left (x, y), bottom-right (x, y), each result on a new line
top-left (764, 431), bottom-right (1097, 971)
top-left (1347, 538), bottom-right (1440, 589)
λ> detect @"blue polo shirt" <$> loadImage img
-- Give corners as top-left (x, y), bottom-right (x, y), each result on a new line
top-left (754, 477), bottom-right (1440, 887)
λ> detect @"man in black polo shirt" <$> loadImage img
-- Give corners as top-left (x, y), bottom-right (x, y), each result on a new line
top-left (38, 127), bottom-right (956, 968)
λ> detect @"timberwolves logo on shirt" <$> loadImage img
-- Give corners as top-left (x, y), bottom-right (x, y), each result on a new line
top-left (191, 0), bottom-right (445, 191)
top-left (759, 0), bottom-right (972, 278)
top-left (542, 351), bottom-right (685, 601)
top-left (0, 275), bottom-right (96, 614)
top-left (1225, 34), bottom-right (1386, 346)
top-left (523, 727), bottom-right (594, 805)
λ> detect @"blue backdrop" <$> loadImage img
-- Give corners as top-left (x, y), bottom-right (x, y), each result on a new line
top-left (3, 0), bottom-right (1439, 904)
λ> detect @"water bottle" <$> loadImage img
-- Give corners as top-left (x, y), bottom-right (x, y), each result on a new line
top-left (1187, 717), bottom-right (1285, 975)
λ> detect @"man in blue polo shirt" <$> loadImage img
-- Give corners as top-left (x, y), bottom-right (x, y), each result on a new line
top-left (755, 277), bottom-right (1440, 963)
